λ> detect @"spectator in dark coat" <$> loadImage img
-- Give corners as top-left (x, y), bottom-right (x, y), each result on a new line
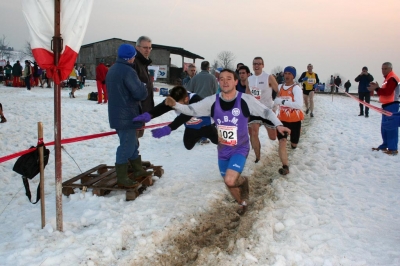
top-left (134, 36), bottom-right (154, 113)
top-left (106, 44), bottom-right (150, 188)
top-left (12, 61), bottom-right (22, 87)
top-left (334, 76), bottom-right (341, 93)
top-left (80, 64), bottom-right (87, 85)
top-left (4, 61), bottom-right (12, 82)
top-left (344, 80), bottom-right (351, 93)
top-left (355, 66), bottom-right (374, 117)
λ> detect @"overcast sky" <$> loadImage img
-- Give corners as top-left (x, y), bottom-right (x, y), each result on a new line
top-left (1, 0), bottom-right (400, 85)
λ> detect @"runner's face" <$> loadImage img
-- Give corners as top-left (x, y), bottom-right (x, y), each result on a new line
top-left (178, 96), bottom-right (189, 105)
top-left (284, 72), bottom-right (293, 83)
top-left (307, 65), bottom-right (313, 73)
top-left (252, 59), bottom-right (264, 73)
top-left (219, 72), bottom-right (238, 93)
top-left (238, 70), bottom-right (248, 82)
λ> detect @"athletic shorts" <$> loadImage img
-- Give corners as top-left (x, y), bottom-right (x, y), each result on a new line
top-left (69, 78), bottom-right (77, 88)
top-left (277, 121), bottom-right (301, 144)
top-left (303, 89), bottom-right (314, 95)
top-left (218, 154), bottom-right (247, 177)
top-left (248, 115), bottom-right (275, 129)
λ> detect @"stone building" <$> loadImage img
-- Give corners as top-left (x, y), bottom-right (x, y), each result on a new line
top-left (76, 38), bottom-right (204, 84)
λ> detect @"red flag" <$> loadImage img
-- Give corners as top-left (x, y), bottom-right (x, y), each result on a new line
top-left (22, 0), bottom-right (93, 84)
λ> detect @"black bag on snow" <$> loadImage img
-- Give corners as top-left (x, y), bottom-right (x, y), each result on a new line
top-left (88, 92), bottom-right (98, 101)
top-left (13, 145), bottom-right (50, 204)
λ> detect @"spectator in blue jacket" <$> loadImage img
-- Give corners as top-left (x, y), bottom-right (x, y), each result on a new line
top-left (106, 44), bottom-right (151, 188)
top-left (355, 66), bottom-right (374, 117)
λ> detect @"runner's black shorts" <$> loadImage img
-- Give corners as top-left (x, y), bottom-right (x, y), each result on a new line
top-left (248, 115), bottom-right (275, 128)
top-left (277, 121), bottom-right (301, 144)
top-left (303, 89), bottom-right (314, 95)
top-left (69, 78), bottom-right (77, 88)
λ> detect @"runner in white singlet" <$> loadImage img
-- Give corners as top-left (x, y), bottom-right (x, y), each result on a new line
top-left (246, 56), bottom-right (279, 163)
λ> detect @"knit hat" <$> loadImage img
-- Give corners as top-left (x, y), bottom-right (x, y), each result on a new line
top-left (284, 66), bottom-right (296, 78)
top-left (118, 44), bottom-right (137, 60)
top-left (362, 66), bottom-right (368, 71)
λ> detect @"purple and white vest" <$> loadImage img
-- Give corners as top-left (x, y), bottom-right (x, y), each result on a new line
top-left (214, 92), bottom-right (250, 160)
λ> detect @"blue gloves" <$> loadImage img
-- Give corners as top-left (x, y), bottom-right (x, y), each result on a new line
top-left (151, 126), bottom-right (171, 138)
top-left (132, 112), bottom-right (151, 123)
top-left (302, 77), bottom-right (308, 82)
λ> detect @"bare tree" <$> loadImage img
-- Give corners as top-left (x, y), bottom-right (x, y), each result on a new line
top-left (0, 35), bottom-right (13, 60)
top-left (22, 41), bottom-right (33, 58)
top-left (211, 59), bottom-right (219, 75)
top-left (271, 66), bottom-right (283, 75)
top-left (216, 51), bottom-right (235, 70)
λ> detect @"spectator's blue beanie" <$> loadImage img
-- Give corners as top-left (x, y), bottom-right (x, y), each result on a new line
top-left (118, 44), bottom-right (137, 60)
top-left (284, 66), bottom-right (296, 78)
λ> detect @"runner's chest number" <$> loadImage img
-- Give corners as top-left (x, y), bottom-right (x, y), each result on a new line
top-left (217, 125), bottom-right (238, 146)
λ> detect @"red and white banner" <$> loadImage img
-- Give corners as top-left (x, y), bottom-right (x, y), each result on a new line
top-left (22, 0), bottom-right (93, 84)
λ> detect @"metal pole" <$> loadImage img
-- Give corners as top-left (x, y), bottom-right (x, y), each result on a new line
top-left (53, 0), bottom-right (63, 232)
top-left (38, 122), bottom-right (46, 229)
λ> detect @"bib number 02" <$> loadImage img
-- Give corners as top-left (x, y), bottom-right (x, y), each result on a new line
top-left (217, 125), bottom-right (238, 146)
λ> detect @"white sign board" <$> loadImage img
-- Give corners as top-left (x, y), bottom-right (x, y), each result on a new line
top-left (152, 65), bottom-right (168, 79)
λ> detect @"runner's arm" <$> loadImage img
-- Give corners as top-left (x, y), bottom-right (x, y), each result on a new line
top-left (280, 85), bottom-right (303, 110)
top-left (168, 113), bottom-right (193, 130)
top-left (241, 94), bottom-right (283, 127)
top-left (297, 72), bottom-right (306, 83)
top-left (269, 75), bottom-right (279, 92)
top-left (149, 100), bottom-right (173, 119)
top-left (171, 95), bottom-right (214, 117)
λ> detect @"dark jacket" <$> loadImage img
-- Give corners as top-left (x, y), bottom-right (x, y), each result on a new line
top-left (355, 73), bottom-right (374, 93)
top-left (106, 58), bottom-right (148, 130)
top-left (334, 77), bottom-right (341, 86)
top-left (133, 50), bottom-right (154, 113)
top-left (12, 63), bottom-right (22, 77)
top-left (4, 64), bottom-right (12, 74)
top-left (344, 80), bottom-right (351, 89)
top-left (80, 67), bottom-right (87, 77)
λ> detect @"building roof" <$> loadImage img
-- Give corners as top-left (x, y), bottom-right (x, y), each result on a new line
top-left (81, 38), bottom-right (204, 60)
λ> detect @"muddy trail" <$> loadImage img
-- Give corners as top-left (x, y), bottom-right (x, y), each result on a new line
top-left (135, 118), bottom-right (312, 266)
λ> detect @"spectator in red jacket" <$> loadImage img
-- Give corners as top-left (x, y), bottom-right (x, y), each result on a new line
top-left (96, 59), bottom-right (109, 104)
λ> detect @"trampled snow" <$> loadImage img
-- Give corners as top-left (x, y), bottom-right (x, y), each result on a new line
top-left (0, 82), bottom-right (399, 265)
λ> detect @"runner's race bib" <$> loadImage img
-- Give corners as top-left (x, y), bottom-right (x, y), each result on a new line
top-left (217, 125), bottom-right (238, 146)
top-left (307, 78), bottom-right (316, 84)
top-left (251, 87), bottom-right (261, 100)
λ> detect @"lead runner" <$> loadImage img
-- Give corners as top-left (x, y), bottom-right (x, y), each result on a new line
top-left (165, 69), bottom-right (291, 215)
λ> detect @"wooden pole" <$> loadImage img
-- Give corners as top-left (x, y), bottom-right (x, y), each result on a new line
top-left (53, 0), bottom-right (63, 232)
top-left (38, 122), bottom-right (45, 229)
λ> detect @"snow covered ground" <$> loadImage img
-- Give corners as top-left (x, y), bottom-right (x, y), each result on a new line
top-left (0, 81), bottom-right (399, 265)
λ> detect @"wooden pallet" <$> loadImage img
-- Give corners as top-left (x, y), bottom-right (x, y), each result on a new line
top-left (62, 163), bottom-right (164, 201)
